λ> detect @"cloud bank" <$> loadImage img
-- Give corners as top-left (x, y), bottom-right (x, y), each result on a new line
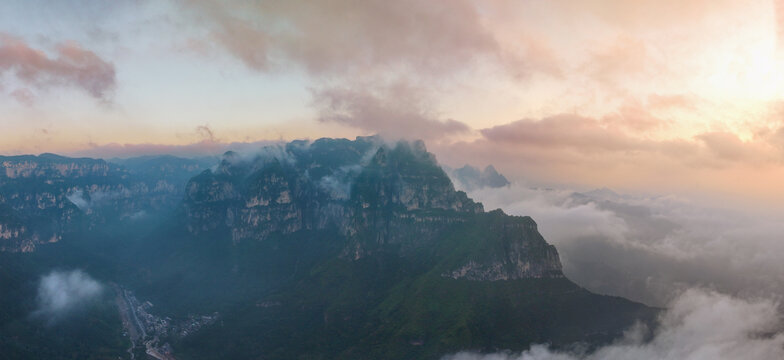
top-left (443, 288), bottom-right (784, 360)
top-left (435, 107), bottom-right (784, 205)
top-left (32, 270), bottom-right (104, 324)
top-left (176, 0), bottom-right (553, 140)
top-left (182, 0), bottom-right (505, 76)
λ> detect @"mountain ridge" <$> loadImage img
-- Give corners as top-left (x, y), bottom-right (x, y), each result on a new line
top-left (124, 137), bottom-right (655, 359)
top-left (0, 137), bottom-right (657, 359)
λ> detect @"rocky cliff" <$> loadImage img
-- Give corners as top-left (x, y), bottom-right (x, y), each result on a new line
top-left (0, 154), bottom-right (209, 252)
top-left (179, 137), bottom-right (559, 280)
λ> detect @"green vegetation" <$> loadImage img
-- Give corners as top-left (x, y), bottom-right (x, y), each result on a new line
top-left (0, 250), bottom-right (129, 360)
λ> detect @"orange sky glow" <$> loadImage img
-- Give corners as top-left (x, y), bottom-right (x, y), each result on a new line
top-left (2, 0), bottom-right (784, 207)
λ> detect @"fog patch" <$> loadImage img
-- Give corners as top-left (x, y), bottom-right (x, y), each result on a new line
top-left (90, 188), bottom-right (131, 204)
top-left (126, 210), bottom-right (148, 220)
top-left (66, 188), bottom-right (132, 211)
top-left (250, 144), bottom-right (298, 166)
top-left (317, 164), bottom-right (362, 200)
top-left (213, 143), bottom-right (296, 173)
top-left (66, 190), bottom-right (89, 210)
top-left (443, 289), bottom-right (784, 360)
top-left (32, 270), bottom-right (104, 325)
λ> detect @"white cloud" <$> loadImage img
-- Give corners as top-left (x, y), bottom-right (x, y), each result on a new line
top-left (443, 289), bottom-right (784, 360)
top-left (32, 270), bottom-right (104, 324)
top-left (66, 190), bottom-right (90, 210)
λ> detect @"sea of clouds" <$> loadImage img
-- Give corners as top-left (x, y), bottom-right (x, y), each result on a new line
top-left (465, 185), bottom-right (784, 306)
top-left (440, 184), bottom-right (784, 360)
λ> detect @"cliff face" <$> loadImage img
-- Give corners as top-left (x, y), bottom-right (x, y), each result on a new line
top-left (442, 211), bottom-right (563, 280)
top-left (179, 137), bottom-right (561, 280)
top-left (182, 138), bottom-right (369, 242)
top-left (0, 154), bottom-right (208, 252)
top-left (2, 154), bottom-right (113, 179)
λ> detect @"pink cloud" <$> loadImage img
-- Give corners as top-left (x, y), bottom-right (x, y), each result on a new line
top-left (479, 114), bottom-right (645, 152)
top-left (647, 94), bottom-right (698, 111)
top-left (313, 82), bottom-right (470, 140)
top-left (10, 88), bottom-right (35, 106)
top-left (696, 132), bottom-right (756, 161)
top-left (182, 0), bottom-right (549, 79)
top-left (0, 34), bottom-right (115, 100)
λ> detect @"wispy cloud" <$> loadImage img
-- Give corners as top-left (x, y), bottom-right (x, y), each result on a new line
top-left (313, 82), bottom-right (470, 141)
top-left (0, 33), bottom-right (115, 102)
top-left (181, 0), bottom-right (504, 77)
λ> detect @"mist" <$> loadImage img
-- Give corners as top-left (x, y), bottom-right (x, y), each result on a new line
top-left (31, 270), bottom-right (104, 324)
top-left (442, 288), bottom-right (784, 360)
top-left (66, 188), bottom-right (132, 211)
top-left (465, 185), bottom-right (784, 307)
top-left (445, 182), bottom-right (784, 359)
top-left (65, 190), bottom-right (89, 210)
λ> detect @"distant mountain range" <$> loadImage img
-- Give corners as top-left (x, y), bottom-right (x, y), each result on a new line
top-left (0, 137), bottom-right (656, 359)
top-left (0, 153), bottom-right (213, 252)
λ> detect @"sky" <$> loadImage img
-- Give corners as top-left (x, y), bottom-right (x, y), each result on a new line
top-left (2, 0), bottom-right (784, 206)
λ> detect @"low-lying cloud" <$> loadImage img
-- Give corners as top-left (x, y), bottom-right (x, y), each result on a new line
top-left (466, 184), bottom-right (784, 306)
top-left (66, 188), bottom-right (133, 211)
top-left (69, 138), bottom-right (284, 159)
top-left (32, 270), bottom-right (104, 324)
top-left (443, 288), bottom-right (784, 360)
top-left (66, 190), bottom-right (90, 210)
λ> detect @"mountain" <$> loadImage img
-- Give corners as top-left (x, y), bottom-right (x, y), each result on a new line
top-left (0, 138), bottom-right (656, 359)
top-left (0, 154), bottom-right (215, 359)
top-left (448, 164), bottom-right (510, 191)
top-left (0, 154), bottom-right (210, 252)
top-left (108, 155), bottom-right (217, 187)
top-left (125, 137), bottom-right (655, 359)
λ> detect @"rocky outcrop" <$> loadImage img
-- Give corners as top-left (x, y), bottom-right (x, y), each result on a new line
top-left (444, 214), bottom-right (563, 280)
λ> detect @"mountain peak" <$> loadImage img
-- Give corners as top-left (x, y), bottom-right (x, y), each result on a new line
top-left (449, 163), bottom-right (511, 191)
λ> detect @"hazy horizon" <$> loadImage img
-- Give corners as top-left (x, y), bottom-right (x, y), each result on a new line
top-left (2, 0), bottom-right (784, 207)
